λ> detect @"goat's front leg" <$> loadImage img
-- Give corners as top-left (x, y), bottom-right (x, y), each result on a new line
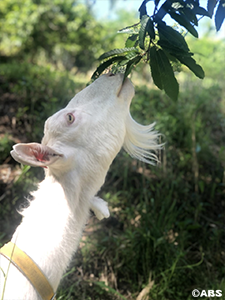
top-left (90, 197), bottom-right (110, 220)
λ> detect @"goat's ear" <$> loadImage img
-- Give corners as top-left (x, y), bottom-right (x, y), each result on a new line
top-left (11, 143), bottom-right (62, 167)
top-left (123, 113), bottom-right (162, 165)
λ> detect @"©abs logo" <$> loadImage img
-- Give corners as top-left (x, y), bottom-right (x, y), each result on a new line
top-left (192, 289), bottom-right (222, 297)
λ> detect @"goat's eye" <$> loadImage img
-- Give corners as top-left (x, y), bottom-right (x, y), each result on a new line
top-left (66, 113), bottom-right (75, 124)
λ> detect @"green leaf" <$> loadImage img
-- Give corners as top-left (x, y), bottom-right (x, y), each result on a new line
top-left (138, 0), bottom-right (151, 19)
top-left (183, 7), bottom-right (198, 26)
top-left (158, 40), bottom-right (193, 57)
top-left (215, 0), bottom-right (225, 31)
top-left (117, 27), bottom-right (137, 34)
top-left (157, 22), bottom-right (190, 53)
top-left (207, 0), bottom-right (217, 17)
top-left (125, 34), bottom-right (139, 48)
top-left (91, 56), bottom-right (127, 80)
top-left (174, 55), bottom-right (205, 79)
top-left (157, 49), bottom-right (179, 101)
top-left (99, 48), bottom-right (138, 61)
top-left (123, 55), bottom-right (142, 79)
top-left (168, 12), bottom-right (199, 38)
top-left (117, 59), bottom-right (130, 67)
top-left (154, 0), bottom-right (160, 7)
top-left (149, 46), bottom-right (163, 90)
top-left (117, 51), bottom-right (141, 67)
top-left (146, 17), bottom-right (155, 40)
top-left (154, 1), bottom-right (170, 20)
top-left (139, 15), bottom-right (149, 50)
top-left (124, 50), bottom-right (140, 60)
top-left (193, 5), bottom-right (210, 17)
top-left (150, 46), bottom-right (179, 101)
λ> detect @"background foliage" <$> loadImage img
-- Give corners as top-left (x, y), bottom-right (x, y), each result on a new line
top-left (0, 1), bottom-right (224, 299)
top-left (92, 0), bottom-right (225, 101)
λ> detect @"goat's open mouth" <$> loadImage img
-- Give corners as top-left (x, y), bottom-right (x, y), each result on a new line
top-left (11, 143), bottom-right (63, 167)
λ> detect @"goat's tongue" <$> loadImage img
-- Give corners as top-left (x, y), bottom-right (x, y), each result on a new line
top-left (11, 143), bottom-right (62, 167)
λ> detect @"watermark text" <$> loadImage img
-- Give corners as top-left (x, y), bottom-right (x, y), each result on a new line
top-left (192, 289), bottom-right (222, 297)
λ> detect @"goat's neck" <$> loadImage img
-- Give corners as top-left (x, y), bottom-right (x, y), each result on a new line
top-left (11, 166), bottom-right (106, 290)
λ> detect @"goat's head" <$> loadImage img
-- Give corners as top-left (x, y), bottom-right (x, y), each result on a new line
top-left (11, 73), bottom-right (160, 175)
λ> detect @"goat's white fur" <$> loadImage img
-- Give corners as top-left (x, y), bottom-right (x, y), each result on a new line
top-left (0, 74), bottom-right (160, 299)
top-left (90, 197), bottom-right (110, 220)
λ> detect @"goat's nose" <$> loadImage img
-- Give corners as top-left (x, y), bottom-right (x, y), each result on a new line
top-left (108, 73), bottom-right (116, 77)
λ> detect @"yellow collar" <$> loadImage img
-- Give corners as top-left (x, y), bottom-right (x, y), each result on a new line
top-left (0, 242), bottom-right (56, 300)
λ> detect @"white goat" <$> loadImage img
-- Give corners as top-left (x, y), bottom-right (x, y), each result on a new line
top-left (0, 73), bottom-right (160, 299)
